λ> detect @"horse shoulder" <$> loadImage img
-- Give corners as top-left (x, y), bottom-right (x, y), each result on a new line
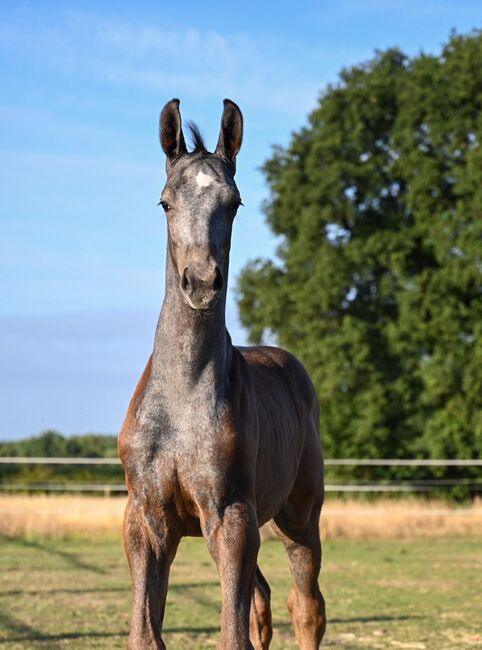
top-left (118, 355), bottom-right (153, 462)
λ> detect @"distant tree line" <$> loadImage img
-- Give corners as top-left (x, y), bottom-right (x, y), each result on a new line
top-left (0, 430), bottom-right (122, 487)
top-left (0, 429), bottom-right (118, 457)
top-left (237, 31), bottom-right (482, 496)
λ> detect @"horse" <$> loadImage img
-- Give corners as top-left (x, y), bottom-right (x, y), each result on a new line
top-left (119, 98), bottom-right (326, 649)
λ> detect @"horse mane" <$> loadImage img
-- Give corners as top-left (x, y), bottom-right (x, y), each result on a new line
top-left (186, 121), bottom-right (207, 154)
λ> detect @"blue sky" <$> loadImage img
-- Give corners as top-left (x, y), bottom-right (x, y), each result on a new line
top-left (1, 1), bottom-right (480, 439)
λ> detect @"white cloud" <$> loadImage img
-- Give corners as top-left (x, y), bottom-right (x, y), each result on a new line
top-left (0, 9), bottom-right (320, 114)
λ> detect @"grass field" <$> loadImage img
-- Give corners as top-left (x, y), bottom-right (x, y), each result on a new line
top-left (0, 532), bottom-right (480, 649)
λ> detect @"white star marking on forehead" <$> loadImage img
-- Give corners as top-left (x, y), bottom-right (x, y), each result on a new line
top-left (196, 170), bottom-right (213, 188)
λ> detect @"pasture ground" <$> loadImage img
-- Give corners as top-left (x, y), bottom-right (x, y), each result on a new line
top-left (0, 532), bottom-right (480, 649)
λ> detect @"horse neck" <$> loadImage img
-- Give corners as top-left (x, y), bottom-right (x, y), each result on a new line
top-left (149, 253), bottom-right (231, 400)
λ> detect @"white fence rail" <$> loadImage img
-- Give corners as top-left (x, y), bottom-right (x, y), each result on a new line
top-left (326, 459), bottom-right (482, 467)
top-left (0, 457), bottom-right (121, 465)
top-left (0, 457), bottom-right (480, 494)
top-left (0, 457), bottom-right (481, 466)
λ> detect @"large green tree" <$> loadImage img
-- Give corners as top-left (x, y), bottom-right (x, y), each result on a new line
top-left (238, 32), bottom-right (482, 469)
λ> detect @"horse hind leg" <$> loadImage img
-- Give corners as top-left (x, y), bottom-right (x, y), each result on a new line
top-left (272, 508), bottom-right (326, 649)
top-left (250, 565), bottom-right (273, 649)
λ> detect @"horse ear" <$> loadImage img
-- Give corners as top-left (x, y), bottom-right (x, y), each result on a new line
top-left (215, 99), bottom-right (243, 171)
top-left (159, 98), bottom-right (187, 164)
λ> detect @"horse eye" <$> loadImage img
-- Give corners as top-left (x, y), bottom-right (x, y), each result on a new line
top-left (158, 200), bottom-right (171, 212)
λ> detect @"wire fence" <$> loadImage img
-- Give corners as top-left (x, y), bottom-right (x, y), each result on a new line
top-left (0, 457), bottom-right (480, 495)
top-left (1, 457), bottom-right (481, 466)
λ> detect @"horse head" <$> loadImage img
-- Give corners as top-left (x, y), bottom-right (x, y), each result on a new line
top-left (159, 98), bottom-right (243, 311)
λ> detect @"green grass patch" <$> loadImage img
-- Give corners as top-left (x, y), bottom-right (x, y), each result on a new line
top-left (0, 534), bottom-right (480, 648)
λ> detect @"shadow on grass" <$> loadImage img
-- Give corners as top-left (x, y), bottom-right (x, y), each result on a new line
top-left (0, 624), bottom-right (224, 644)
top-left (0, 602), bottom-right (126, 645)
top-left (0, 631), bottom-right (127, 644)
top-left (0, 610), bottom-right (42, 638)
top-left (0, 581), bottom-right (219, 598)
top-left (170, 581), bottom-right (219, 591)
top-left (0, 616), bottom-right (424, 644)
top-left (330, 615), bottom-right (424, 623)
top-left (0, 587), bottom-right (129, 597)
top-left (174, 583), bottom-right (221, 613)
top-left (0, 628), bottom-right (226, 644)
top-left (273, 615), bottom-right (426, 632)
top-left (0, 575), bottom-right (222, 643)
top-left (270, 614), bottom-right (424, 633)
top-left (164, 626), bottom-right (221, 634)
top-left (4, 537), bottom-right (107, 574)
top-left (0, 609), bottom-right (62, 648)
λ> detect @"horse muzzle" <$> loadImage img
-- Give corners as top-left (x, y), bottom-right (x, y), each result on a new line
top-left (180, 265), bottom-right (224, 310)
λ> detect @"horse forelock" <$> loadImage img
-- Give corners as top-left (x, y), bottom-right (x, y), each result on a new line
top-left (185, 121), bottom-right (207, 154)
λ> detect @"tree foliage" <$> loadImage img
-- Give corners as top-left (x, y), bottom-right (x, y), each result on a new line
top-left (0, 431), bottom-right (122, 487)
top-left (238, 32), bottom-right (482, 473)
top-left (0, 430), bottom-right (118, 458)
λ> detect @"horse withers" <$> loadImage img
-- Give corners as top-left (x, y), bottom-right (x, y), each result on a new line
top-left (118, 98), bottom-right (326, 649)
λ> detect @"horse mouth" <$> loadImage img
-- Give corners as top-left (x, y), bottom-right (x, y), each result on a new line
top-left (184, 290), bottom-right (222, 312)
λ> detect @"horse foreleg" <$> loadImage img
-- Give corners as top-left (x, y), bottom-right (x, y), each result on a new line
top-left (124, 498), bottom-right (181, 650)
top-left (250, 565), bottom-right (273, 649)
top-left (202, 500), bottom-right (260, 650)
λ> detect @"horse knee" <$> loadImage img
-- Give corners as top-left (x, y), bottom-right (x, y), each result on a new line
top-left (204, 501), bottom-right (260, 561)
top-left (223, 502), bottom-right (259, 540)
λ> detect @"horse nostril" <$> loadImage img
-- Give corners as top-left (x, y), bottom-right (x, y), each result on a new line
top-left (213, 267), bottom-right (223, 292)
top-left (181, 268), bottom-right (191, 292)
top-left (180, 265), bottom-right (222, 306)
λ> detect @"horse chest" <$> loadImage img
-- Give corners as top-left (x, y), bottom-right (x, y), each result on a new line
top-left (125, 391), bottom-right (235, 508)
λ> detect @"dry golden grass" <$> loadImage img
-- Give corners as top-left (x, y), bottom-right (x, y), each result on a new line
top-left (0, 494), bottom-right (126, 538)
top-left (0, 494), bottom-right (481, 539)
top-left (319, 498), bottom-right (482, 539)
